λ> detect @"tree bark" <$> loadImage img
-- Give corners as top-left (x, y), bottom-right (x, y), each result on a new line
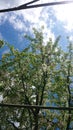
top-left (66, 66), bottom-right (71, 130)
top-left (0, 125), bottom-right (2, 130)
top-left (66, 96), bottom-right (71, 130)
top-left (66, 112), bottom-right (71, 130)
top-left (34, 114), bottom-right (39, 130)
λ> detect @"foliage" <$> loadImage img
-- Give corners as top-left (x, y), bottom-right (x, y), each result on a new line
top-left (0, 29), bottom-right (73, 130)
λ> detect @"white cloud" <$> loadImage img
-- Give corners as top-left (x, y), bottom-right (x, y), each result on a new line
top-left (69, 36), bottom-right (73, 42)
top-left (53, 3), bottom-right (73, 31)
top-left (9, 14), bottom-right (27, 31)
top-left (0, 0), bottom-right (29, 9)
top-left (3, 1), bottom-right (55, 42)
top-left (1, 0), bottom-right (73, 45)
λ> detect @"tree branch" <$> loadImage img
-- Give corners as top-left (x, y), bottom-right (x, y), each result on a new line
top-left (66, 66), bottom-right (71, 130)
top-left (18, 62), bottom-right (36, 116)
top-left (39, 71), bottom-right (47, 105)
top-left (21, 74), bottom-right (36, 116)
top-left (7, 119), bottom-right (19, 130)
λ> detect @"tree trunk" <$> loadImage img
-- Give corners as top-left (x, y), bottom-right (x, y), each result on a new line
top-left (0, 125), bottom-right (2, 130)
top-left (34, 111), bottom-right (39, 130)
top-left (66, 112), bottom-right (71, 130)
top-left (66, 66), bottom-right (71, 130)
top-left (66, 94), bottom-right (72, 130)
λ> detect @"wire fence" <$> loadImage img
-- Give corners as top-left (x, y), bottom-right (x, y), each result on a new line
top-left (0, 103), bottom-right (73, 111)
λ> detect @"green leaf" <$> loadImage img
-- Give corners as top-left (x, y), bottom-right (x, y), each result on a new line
top-left (0, 40), bottom-right (4, 48)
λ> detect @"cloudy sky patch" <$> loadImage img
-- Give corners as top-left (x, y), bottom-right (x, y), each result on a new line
top-left (0, 0), bottom-right (73, 54)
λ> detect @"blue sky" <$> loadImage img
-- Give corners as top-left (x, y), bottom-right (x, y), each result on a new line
top-left (0, 0), bottom-right (73, 57)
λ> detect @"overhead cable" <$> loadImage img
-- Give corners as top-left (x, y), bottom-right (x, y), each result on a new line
top-left (0, 0), bottom-right (73, 13)
top-left (0, 103), bottom-right (73, 111)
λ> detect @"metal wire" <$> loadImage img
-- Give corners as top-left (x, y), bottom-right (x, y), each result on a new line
top-left (0, 0), bottom-right (73, 13)
top-left (0, 103), bottom-right (73, 111)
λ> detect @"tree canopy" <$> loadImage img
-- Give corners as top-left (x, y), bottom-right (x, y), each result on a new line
top-left (0, 28), bottom-right (73, 130)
